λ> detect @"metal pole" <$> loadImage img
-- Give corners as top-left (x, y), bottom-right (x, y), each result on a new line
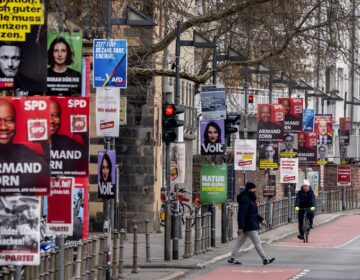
top-left (269, 63), bottom-right (273, 104)
top-left (175, 21), bottom-right (181, 105)
top-left (212, 39), bottom-right (217, 85)
top-left (221, 203), bottom-right (227, 243)
top-left (243, 68), bottom-right (249, 185)
top-left (341, 91), bottom-right (347, 210)
top-left (315, 0), bottom-right (321, 114)
top-left (14, 266), bottom-right (21, 280)
top-left (172, 187), bottom-right (180, 260)
top-left (103, 138), bottom-right (111, 280)
top-left (164, 142), bottom-right (171, 261)
top-left (56, 235), bottom-right (65, 280)
top-left (210, 204), bottom-right (216, 247)
top-left (350, 0), bottom-right (356, 132)
top-left (288, 184), bottom-right (292, 223)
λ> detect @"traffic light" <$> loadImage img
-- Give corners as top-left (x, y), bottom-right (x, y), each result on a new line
top-left (248, 94), bottom-right (254, 104)
top-left (162, 103), bottom-right (185, 143)
top-left (225, 114), bottom-right (240, 135)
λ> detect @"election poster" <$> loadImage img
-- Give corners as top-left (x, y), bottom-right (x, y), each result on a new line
top-left (280, 158), bottom-right (298, 184)
top-left (47, 32), bottom-right (83, 96)
top-left (302, 108), bottom-right (314, 132)
top-left (317, 144), bottom-right (328, 165)
top-left (315, 114), bottom-right (333, 145)
top-left (0, 1), bottom-right (47, 94)
top-left (93, 39), bottom-right (127, 88)
top-left (337, 165), bottom-right (351, 187)
top-left (0, 196), bottom-right (40, 266)
top-left (65, 176), bottom-right (89, 244)
top-left (200, 119), bottom-right (225, 155)
top-left (234, 139), bottom-right (257, 171)
top-left (257, 104), bottom-right (284, 142)
top-left (200, 85), bottom-right (226, 120)
top-left (49, 97), bottom-right (89, 177)
top-left (279, 133), bottom-right (298, 158)
top-left (339, 117), bottom-right (350, 145)
top-left (170, 143), bottom-right (186, 187)
top-left (98, 150), bottom-right (116, 199)
top-left (96, 87), bottom-right (120, 137)
top-left (307, 171), bottom-right (319, 197)
top-left (200, 164), bottom-right (227, 204)
top-left (263, 169), bottom-right (276, 197)
top-left (0, 97), bottom-right (50, 195)
top-left (278, 98), bottom-right (303, 132)
top-left (46, 177), bottom-right (74, 236)
top-left (259, 142), bottom-right (279, 170)
top-left (298, 132), bottom-right (317, 164)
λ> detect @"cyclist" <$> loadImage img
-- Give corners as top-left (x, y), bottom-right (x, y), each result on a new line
top-left (295, 179), bottom-right (316, 240)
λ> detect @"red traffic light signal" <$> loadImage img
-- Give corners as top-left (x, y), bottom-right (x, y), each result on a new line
top-left (162, 103), bottom-right (185, 143)
top-left (163, 104), bottom-right (176, 116)
top-left (248, 95), bottom-right (254, 104)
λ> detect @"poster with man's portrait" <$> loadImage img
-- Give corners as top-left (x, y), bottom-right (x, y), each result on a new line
top-left (315, 114), bottom-right (333, 145)
top-left (339, 117), bottom-right (350, 145)
top-left (263, 169), bottom-right (276, 196)
top-left (200, 119), bottom-right (225, 155)
top-left (0, 196), bottom-right (40, 266)
top-left (258, 142), bottom-right (279, 170)
top-left (98, 150), bottom-right (116, 199)
top-left (0, 1), bottom-right (47, 94)
top-left (317, 144), bottom-right (328, 165)
top-left (279, 133), bottom-right (298, 158)
top-left (278, 98), bottom-right (303, 132)
top-left (257, 104), bottom-right (284, 142)
top-left (298, 132), bottom-right (317, 164)
top-left (0, 97), bottom-right (50, 195)
top-left (47, 32), bottom-right (83, 96)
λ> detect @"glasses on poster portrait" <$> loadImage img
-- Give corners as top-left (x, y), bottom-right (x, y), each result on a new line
top-left (318, 145), bottom-right (327, 160)
top-left (203, 122), bottom-right (222, 144)
top-left (100, 153), bottom-right (112, 183)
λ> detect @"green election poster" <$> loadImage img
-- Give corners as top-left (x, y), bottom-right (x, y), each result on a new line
top-left (200, 164), bottom-right (227, 204)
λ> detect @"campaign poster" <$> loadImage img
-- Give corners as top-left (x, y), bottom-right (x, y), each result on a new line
top-left (317, 144), bottom-right (328, 165)
top-left (259, 142), bottom-right (279, 170)
top-left (263, 169), bottom-right (276, 196)
top-left (96, 87), bottom-right (120, 137)
top-left (339, 117), bottom-right (350, 145)
top-left (302, 109), bottom-right (314, 132)
top-left (0, 97), bottom-right (50, 195)
top-left (279, 133), bottom-right (298, 158)
top-left (0, 1), bottom-right (47, 94)
top-left (278, 98), bottom-right (303, 132)
top-left (257, 104), bottom-right (284, 142)
top-left (200, 164), bottom-right (227, 204)
top-left (234, 139), bottom-right (257, 171)
top-left (298, 132), bottom-right (317, 164)
top-left (337, 165), bottom-right (351, 186)
top-left (46, 177), bottom-right (74, 236)
top-left (98, 150), bottom-right (116, 199)
top-left (307, 171), bottom-right (319, 197)
top-left (200, 119), bottom-right (225, 155)
top-left (49, 97), bottom-right (89, 177)
top-left (65, 176), bottom-right (89, 244)
top-left (93, 39), bottom-right (127, 88)
top-left (170, 143), bottom-right (186, 187)
top-left (0, 196), bottom-right (40, 266)
top-left (280, 158), bottom-right (298, 184)
top-left (200, 85), bottom-right (226, 120)
top-left (47, 32), bottom-right (83, 96)
top-left (315, 114), bottom-right (333, 145)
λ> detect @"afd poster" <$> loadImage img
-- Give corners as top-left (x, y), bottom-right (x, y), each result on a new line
top-left (200, 164), bottom-right (227, 204)
top-left (170, 143), bottom-right (186, 187)
top-left (98, 150), bottom-right (116, 199)
top-left (47, 177), bottom-right (74, 236)
top-left (93, 39), bottom-right (127, 88)
top-left (0, 1), bottom-right (47, 94)
top-left (234, 139), bottom-right (257, 171)
top-left (257, 104), bottom-right (284, 142)
top-left (278, 98), bottom-right (303, 132)
top-left (47, 32), bottom-right (83, 96)
top-left (96, 87), bottom-right (120, 137)
top-left (200, 119), bottom-right (225, 155)
top-left (302, 109), bottom-right (314, 132)
top-left (0, 196), bottom-right (40, 266)
top-left (280, 158), bottom-right (298, 184)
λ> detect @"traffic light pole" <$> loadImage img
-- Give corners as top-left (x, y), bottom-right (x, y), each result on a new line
top-left (164, 142), bottom-right (172, 261)
top-left (243, 68), bottom-right (249, 185)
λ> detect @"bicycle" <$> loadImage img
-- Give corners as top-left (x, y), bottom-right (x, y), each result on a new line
top-left (298, 207), bottom-right (313, 243)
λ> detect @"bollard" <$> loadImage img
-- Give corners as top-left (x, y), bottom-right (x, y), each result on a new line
top-left (91, 237), bottom-right (99, 280)
top-left (205, 212), bottom-right (211, 251)
top-left (74, 242), bottom-right (82, 280)
top-left (226, 207), bottom-right (231, 242)
top-left (145, 218), bottom-right (151, 262)
top-left (44, 252), bottom-right (50, 280)
top-left (194, 213), bottom-right (201, 255)
top-left (118, 229), bottom-right (125, 279)
top-left (207, 212), bottom-right (212, 248)
top-left (229, 207), bottom-right (234, 241)
top-left (49, 250), bottom-right (56, 280)
top-left (98, 236), bottom-right (105, 280)
top-left (210, 204), bottom-right (216, 247)
top-left (183, 216), bottom-right (192, 258)
top-left (201, 213), bottom-right (206, 253)
top-left (123, 205), bottom-right (128, 241)
top-left (131, 225), bottom-right (139, 274)
top-left (111, 230), bottom-right (119, 279)
top-left (221, 204), bottom-right (227, 243)
top-left (81, 240), bottom-right (88, 279)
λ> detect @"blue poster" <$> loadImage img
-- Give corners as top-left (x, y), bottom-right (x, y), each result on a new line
top-left (302, 109), bottom-right (314, 132)
top-left (93, 39), bottom-right (127, 88)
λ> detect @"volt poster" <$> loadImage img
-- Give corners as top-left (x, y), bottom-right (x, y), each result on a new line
top-left (98, 150), bottom-right (116, 199)
top-left (93, 39), bottom-right (127, 88)
top-left (200, 164), bottom-right (227, 204)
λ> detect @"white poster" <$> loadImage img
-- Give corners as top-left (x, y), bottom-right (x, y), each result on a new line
top-left (280, 158), bottom-right (299, 183)
top-left (234, 139), bottom-right (257, 171)
top-left (0, 196), bottom-right (40, 265)
top-left (96, 88), bottom-right (120, 137)
top-left (200, 85), bottom-right (226, 120)
top-left (170, 143), bottom-right (186, 187)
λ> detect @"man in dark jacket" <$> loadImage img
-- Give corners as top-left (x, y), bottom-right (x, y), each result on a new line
top-left (228, 182), bottom-right (275, 265)
top-left (295, 179), bottom-right (316, 240)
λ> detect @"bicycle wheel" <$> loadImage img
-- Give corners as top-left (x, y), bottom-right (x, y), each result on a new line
top-left (181, 202), bottom-right (193, 225)
top-left (303, 217), bottom-right (310, 243)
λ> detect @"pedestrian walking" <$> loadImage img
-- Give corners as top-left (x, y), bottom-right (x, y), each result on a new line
top-left (228, 182), bottom-right (275, 265)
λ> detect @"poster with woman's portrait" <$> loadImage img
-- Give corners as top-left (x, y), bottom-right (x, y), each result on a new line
top-left (98, 150), bottom-right (116, 199)
top-left (47, 32), bottom-right (83, 96)
top-left (258, 142), bottom-right (279, 170)
top-left (200, 119), bottom-right (225, 155)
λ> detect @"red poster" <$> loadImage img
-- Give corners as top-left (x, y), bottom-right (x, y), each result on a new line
top-left (0, 97), bottom-right (50, 195)
top-left (337, 165), bottom-right (351, 186)
top-left (257, 104), bottom-right (284, 142)
top-left (47, 177), bottom-right (74, 235)
top-left (278, 98), bottom-right (303, 132)
top-left (49, 97), bottom-right (89, 177)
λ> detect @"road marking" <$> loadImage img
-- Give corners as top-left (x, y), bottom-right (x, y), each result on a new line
top-left (289, 269), bottom-right (310, 280)
top-left (336, 234), bottom-right (360, 248)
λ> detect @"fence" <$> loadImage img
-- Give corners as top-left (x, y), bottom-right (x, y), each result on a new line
top-left (0, 189), bottom-right (358, 279)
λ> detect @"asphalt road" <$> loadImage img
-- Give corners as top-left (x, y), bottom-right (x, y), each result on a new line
top-left (185, 214), bottom-right (360, 280)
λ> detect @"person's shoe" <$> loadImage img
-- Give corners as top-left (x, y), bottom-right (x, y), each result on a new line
top-left (310, 224), bottom-right (313, 229)
top-left (228, 257), bottom-right (242, 264)
top-left (263, 257), bottom-right (275, 265)
top-left (297, 234), bottom-right (304, 240)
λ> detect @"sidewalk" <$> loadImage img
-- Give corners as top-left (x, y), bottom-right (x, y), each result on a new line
top-left (118, 208), bottom-right (360, 280)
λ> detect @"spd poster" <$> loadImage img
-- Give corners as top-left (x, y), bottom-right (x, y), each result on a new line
top-left (200, 165), bottom-right (227, 204)
top-left (93, 39), bottom-right (127, 88)
top-left (298, 132), bottom-right (317, 164)
top-left (98, 150), bottom-right (116, 199)
top-left (257, 104), bottom-right (284, 142)
top-left (278, 98), bottom-right (303, 132)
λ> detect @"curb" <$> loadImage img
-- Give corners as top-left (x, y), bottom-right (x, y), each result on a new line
top-left (159, 271), bottom-right (186, 280)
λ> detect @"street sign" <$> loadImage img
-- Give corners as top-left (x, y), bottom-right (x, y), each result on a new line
top-left (337, 165), bottom-right (351, 186)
